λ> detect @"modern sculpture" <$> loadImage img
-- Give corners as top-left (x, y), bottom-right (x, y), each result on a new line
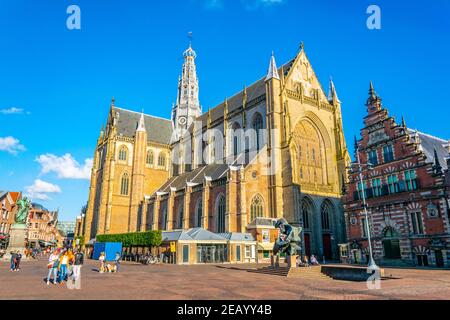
top-left (272, 218), bottom-right (302, 268)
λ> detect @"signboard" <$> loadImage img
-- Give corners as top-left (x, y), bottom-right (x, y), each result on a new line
top-left (262, 229), bottom-right (270, 243)
top-left (170, 241), bottom-right (176, 252)
top-left (75, 239), bottom-right (80, 245)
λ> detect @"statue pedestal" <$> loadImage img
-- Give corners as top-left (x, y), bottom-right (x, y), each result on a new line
top-left (287, 255), bottom-right (298, 268)
top-left (2, 224), bottom-right (29, 261)
top-left (270, 255), bottom-right (280, 268)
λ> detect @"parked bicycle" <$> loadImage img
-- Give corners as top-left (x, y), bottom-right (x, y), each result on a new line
top-left (139, 253), bottom-right (161, 265)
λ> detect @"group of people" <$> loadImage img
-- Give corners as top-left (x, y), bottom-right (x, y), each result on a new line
top-left (46, 248), bottom-right (84, 285)
top-left (98, 252), bottom-right (121, 273)
top-left (297, 254), bottom-right (320, 267)
top-left (9, 250), bottom-right (22, 271)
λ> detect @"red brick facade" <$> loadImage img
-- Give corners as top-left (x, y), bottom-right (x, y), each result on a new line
top-left (343, 83), bottom-right (450, 267)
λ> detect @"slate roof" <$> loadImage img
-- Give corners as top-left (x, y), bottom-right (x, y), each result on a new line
top-left (161, 228), bottom-right (228, 242)
top-left (217, 232), bottom-right (255, 241)
top-left (409, 129), bottom-right (449, 171)
top-left (113, 107), bottom-right (173, 145)
top-left (154, 164), bottom-right (229, 194)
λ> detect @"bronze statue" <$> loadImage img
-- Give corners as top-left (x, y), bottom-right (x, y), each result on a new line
top-left (273, 218), bottom-right (302, 256)
top-left (15, 197), bottom-right (31, 225)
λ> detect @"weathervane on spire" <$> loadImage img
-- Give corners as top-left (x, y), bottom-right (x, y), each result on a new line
top-left (188, 31), bottom-right (193, 47)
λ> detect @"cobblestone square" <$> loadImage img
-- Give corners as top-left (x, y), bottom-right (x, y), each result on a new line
top-left (1, 259), bottom-right (449, 300)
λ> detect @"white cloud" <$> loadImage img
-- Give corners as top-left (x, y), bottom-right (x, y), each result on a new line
top-left (0, 136), bottom-right (26, 154)
top-left (25, 179), bottom-right (61, 201)
top-left (0, 107), bottom-right (30, 115)
top-left (36, 153), bottom-right (93, 180)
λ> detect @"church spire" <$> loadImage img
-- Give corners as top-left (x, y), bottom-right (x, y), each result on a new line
top-left (327, 77), bottom-right (340, 104)
top-left (366, 81), bottom-right (382, 113)
top-left (265, 52), bottom-right (280, 81)
top-left (136, 110), bottom-right (146, 132)
top-left (172, 41), bottom-right (201, 142)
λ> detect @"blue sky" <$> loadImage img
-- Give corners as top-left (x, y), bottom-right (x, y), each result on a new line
top-left (1, 0), bottom-right (449, 221)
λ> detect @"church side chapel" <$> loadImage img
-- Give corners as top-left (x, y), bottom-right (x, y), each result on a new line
top-left (83, 42), bottom-right (350, 262)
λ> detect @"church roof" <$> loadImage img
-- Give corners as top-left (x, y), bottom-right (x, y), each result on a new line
top-left (162, 228), bottom-right (227, 242)
top-left (408, 129), bottom-right (449, 171)
top-left (154, 164), bottom-right (229, 194)
top-left (113, 107), bottom-right (173, 145)
top-left (197, 59), bottom-right (295, 126)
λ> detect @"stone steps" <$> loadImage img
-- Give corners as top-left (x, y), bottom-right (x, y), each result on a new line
top-left (248, 266), bottom-right (332, 280)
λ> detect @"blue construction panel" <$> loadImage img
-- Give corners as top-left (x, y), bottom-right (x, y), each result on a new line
top-left (105, 242), bottom-right (122, 262)
top-left (92, 242), bottom-right (105, 260)
top-left (93, 242), bottom-right (122, 261)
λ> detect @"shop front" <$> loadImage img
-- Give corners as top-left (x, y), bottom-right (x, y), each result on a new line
top-left (161, 228), bottom-right (257, 265)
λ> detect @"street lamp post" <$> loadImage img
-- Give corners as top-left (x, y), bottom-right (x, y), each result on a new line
top-left (351, 149), bottom-right (380, 271)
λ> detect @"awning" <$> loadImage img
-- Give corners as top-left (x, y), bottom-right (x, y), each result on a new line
top-left (257, 242), bottom-right (274, 251)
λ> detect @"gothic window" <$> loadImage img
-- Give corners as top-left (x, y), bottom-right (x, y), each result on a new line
top-left (387, 174), bottom-right (399, 194)
top-left (368, 150), bottom-right (378, 166)
top-left (216, 195), bottom-right (226, 233)
top-left (301, 198), bottom-right (312, 229)
top-left (321, 201), bottom-right (333, 230)
top-left (146, 150), bottom-right (154, 166)
top-left (371, 178), bottom-right (382, 197)
top-left (383, 145), bottom-right (394, 163)
top-left (252, 113), bottom-right (263, 150)
top-left (158, 153), bottom-right (167, 168)
top-left (178, 206), bottom-right (184, 229)
top-left (357, 181), bottom-right (367, 199)
top-left (232, 123), bottom-right (241, 156)
top-left (161, 206), bottom-right (168, 230)
top-left (291, 120), bottom-right (326, 186)
top-left (118, 146), bottom-right (128, 162)
top-left (405, 170), bottom-right (417, 191)
top-left (120, 173), bottom-right (129, 196)
top-left (361, 218), bottom-right (368, 237)
top-left (196, 199), bottom-right (203, 228)
top-left (410, 211), bottom-right (424, 234)
top-left (250, 195), bottom-right (264, 222)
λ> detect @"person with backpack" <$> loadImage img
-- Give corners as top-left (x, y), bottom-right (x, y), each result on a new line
top-left (72, 250), bottom-right (84, 282)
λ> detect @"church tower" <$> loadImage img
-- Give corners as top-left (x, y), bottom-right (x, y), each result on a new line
top-left (171, 44), bottom-right (202, 141)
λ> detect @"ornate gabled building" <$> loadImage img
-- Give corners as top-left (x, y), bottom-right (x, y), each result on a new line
top-left (342, 83), bottom-right (450, 267)
top-left (83, 43), bottom-right (350, 260)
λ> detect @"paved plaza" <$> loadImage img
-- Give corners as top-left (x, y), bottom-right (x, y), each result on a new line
top-left (0, 258), bottom-right (449, 300)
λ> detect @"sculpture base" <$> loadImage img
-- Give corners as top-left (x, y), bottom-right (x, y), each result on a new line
top-left (1, 224), bottom-right (29, 261)
top-left (287, 255), bottom-right (298, 268)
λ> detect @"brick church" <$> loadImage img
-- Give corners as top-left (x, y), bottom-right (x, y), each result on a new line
top-left (342, 83), bottom-right (450, 267)
top-left (82, 43), bottom-right (350, 261)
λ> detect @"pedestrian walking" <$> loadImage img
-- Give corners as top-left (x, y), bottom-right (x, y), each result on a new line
top-left (58, 251), bottom-right (69, 284)
top-left (15, 251), bottom-right (22, 271)
top-left (46, 250), bottom-right (60, 285)
top-left (99, 252), bottom-right (106, 273)
top-left (114, 252), bottom-right (121, 273)
top-left (72, 250), bottom-right (84, 282)
top-left (10, 251), bottom-right (17, 272)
